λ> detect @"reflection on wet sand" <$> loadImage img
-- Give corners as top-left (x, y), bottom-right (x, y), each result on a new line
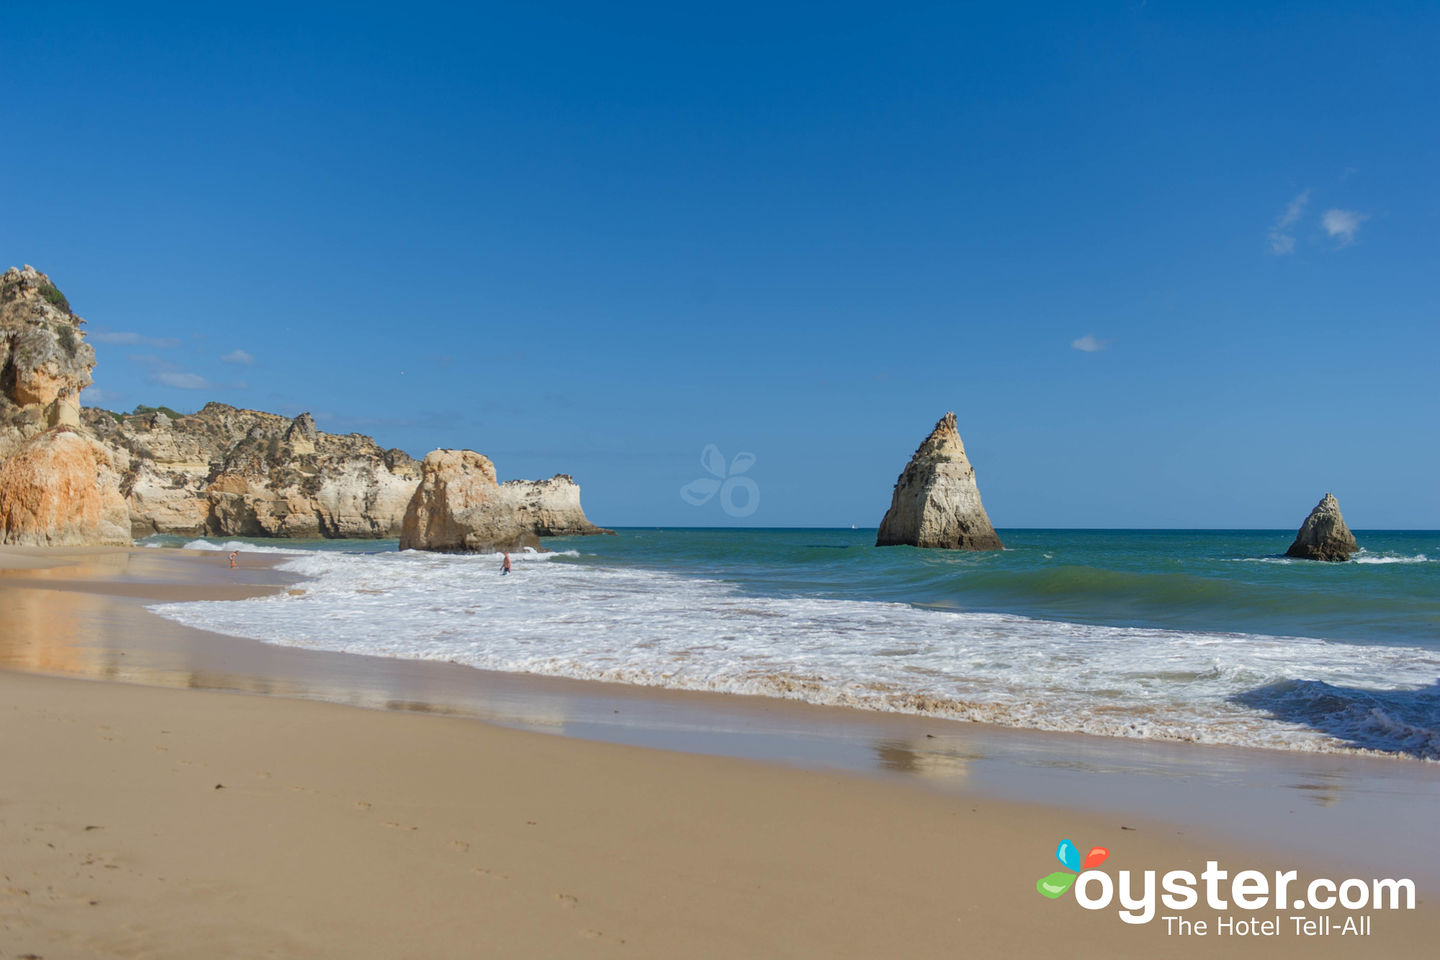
top-left (0, 547), bottom-right (136, 580)
top-left (872, 739), bottom-right (977, 782)
top-left (0, 584), bottom-right (116, 677)
top-left (1288, 773), bottom-right (1348, 807)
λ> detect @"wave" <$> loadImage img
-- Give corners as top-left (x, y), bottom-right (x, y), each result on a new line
top-left (1231, 551), bottom-right (1431, 565)
top-left (1353, 551), bottom-right (1431, 565)
top-left (148, 549), bottom-right (1440, 760)
top-left (180, 538), bottom-right (310, 555)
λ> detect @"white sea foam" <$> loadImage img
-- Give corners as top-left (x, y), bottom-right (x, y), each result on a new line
top-left (149, 550), bottom-right (1440, 759)
top-left (1230, 552), bottom-right (1432, 565)
top-left (1352, 551), bottom-right (1431, 565)
top-left (180, 539), bottom-right (310, 555)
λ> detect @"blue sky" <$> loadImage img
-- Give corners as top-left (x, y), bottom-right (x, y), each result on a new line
top-left (3, 2), bottom-right (1436, 527)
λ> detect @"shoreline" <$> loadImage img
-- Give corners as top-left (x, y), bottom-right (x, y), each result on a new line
top-left (137, 531), bottom-right (1440, 761)
top-left (3, 546), bottom-right (1438, 877)
top-left (3, 545), bottom-right (1438, 956)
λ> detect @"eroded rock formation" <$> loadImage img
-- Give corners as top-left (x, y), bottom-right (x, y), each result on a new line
top-left (0, 427), bottom-right (130, 546)
top-left (83, 403), bottom-right (422, 538)
top-left (1285, 492), bottom-right (1359, 562)
top-left (876, 412), bottom-right (1003, 550)
top-left (400, 451), bottom-right (612, 552)
top-left (400, 449), bottom-right (537, 552)
top-left (1, 264), bottom-right (609, 545)
top-left (503, 475), bottom-right (613, 537)
top-left (1, 265), bottom-right (95, 456)
top-left (0, 267), bottom-right (130, 546)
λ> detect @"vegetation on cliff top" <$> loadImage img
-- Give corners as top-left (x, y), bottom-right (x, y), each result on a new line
top-left (39, 281), bottom-right (70, 314)
top-left (131, 404), bottom-right (188, 419)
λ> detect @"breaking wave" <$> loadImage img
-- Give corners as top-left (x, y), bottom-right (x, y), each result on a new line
top-left (149, 547), bottom-right (1440, 760)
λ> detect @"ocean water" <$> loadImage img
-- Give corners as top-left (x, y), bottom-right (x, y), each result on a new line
top-left (147, 529), bottom-right (1440, 760)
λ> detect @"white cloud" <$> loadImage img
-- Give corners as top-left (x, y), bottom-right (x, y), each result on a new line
top-left (1268, 232), bottom-right (1295, 256)
top-left (90, 330), bottom-right (180, 348)
top-left (1322, 208), bottom-right (1367, 246)
top-left (1070, 335), bottom-right (1107, 352)
top-left (1268, 189), bottom-right (1310, 254)
top-left (83, 386), bottom-right (119, 405)
top-left (222, 349), bottom-right (255, 364)
top-left (150, 371), bottom-right (213, 390)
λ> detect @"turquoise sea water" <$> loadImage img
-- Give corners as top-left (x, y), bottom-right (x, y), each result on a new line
top-left (562, 528), bottom-right (1440, 648)
top-left (147, 528), bottom-right (1440, 759)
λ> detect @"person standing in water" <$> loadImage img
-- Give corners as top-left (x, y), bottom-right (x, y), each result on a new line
top-left (501, 551), bottom-right (512, 575)
top-left (228, 551), bottom-right (238, 569)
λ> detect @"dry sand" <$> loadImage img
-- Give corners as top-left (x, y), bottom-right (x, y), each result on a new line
top-left (1, 547), bottom-right (1435, 958)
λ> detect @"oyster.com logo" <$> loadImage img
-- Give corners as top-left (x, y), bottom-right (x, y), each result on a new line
top-left (1037, 838), bottom-right (1110, 899)
top-left (681, 444), bottom-right (759, 518)
top-left (1032, 836), bottom-right (1414, 935)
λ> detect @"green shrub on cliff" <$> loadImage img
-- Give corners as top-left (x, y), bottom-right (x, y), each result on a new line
top-left (39, 282), bottom-right (70, 313)
top-left (54, 323), bottom-right (79, 357)
top-left (132, 404), bottom-right (187, 419)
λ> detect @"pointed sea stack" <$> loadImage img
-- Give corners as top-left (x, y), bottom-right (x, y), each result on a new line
top-left (1285, 492), bottom-right (1358, 561)
top-left (876, 412), bottom-right (1003, 550)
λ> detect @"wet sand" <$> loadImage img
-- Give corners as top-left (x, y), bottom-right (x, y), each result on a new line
top-left (1, 546), bottom-right (1436, 957)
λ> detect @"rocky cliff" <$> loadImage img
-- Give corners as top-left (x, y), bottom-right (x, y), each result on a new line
top-left (1, 265), bottom-right (95, 455)
top-left (0, 427), bottom-right (130, 546)
top-left (400, 450), bottom-right (612, 552)
top-left (83, 404), bottom-right (422, 538)
top-left (0, 267), bottom-right (129, 546)
top-left (1285, 492), bottom-right (1359, 561)
top-left (876, 412), bottom-right (1003, 550)
top-left (502, 474), bottom-right (613, 537)
top-left (0, 264), bottom-right (609, 545)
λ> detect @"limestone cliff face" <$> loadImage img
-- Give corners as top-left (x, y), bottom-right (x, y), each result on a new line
top-left (1285, 493), bottom-right (1359, 562)
top-left (502, 475), bottom-right (614, 537)
top-left (84, 403), bottom-right (421, 538)
top-left (401, 452), bottom-right (612, 552)
top-left (0, 427), bottom-right (130, 546)
top-left (1, 264), bottom-right (606, 545)
top-left (0, 268), bottom-right (127, 546)
top-left (876, 412), bottom-right (1003, 550)
top-left (400, 449), bottom-right (539, 552)
top-left (0, 265), bottom-right (95, 456)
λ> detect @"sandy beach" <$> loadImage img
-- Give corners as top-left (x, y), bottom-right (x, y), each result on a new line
top-left (2, 547), bottom-right (1436, 958)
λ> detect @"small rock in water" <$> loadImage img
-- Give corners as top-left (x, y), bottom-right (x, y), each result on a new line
top-left (1285, 492), bottom-right (1359, 561)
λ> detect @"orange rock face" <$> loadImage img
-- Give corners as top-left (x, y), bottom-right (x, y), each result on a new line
top-left (0, 428), bottom-right (131, 546)
top-left (399, 449), bottom-right (536, 553)
top-left (399, 449), bottom-right (612, 552)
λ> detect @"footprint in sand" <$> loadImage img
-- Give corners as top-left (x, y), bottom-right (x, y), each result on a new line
top-left (354, 801), bottom-right (371, 810)
top-left (381, 821), bottom-right (417, 831)
top-left (472, 867), bottom-right (508, 881)
top-left (450, 840), bottom-right (470, 853)
top-left (555, 894), bottom-right (579, 909)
